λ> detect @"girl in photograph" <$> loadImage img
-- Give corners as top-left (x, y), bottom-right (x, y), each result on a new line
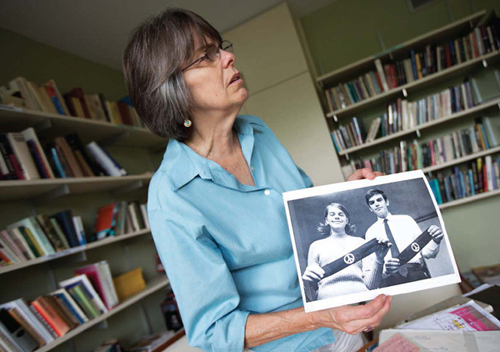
top-left (302, 203), bottom-right (390, 300)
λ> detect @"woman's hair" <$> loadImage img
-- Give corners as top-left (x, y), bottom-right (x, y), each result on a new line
top-left (123, 8), bottom-right (222, 141)
top-left (317, 202), bottom-right (356, 236)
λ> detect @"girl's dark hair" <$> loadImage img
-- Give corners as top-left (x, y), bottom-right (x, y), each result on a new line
top-left (123, 8), bottom-right (222, 141)
top-left (317, 202), bottom-right (356, 236)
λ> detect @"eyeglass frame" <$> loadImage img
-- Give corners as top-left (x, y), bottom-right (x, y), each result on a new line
top-left (181, 40), bottom-right (233, 72)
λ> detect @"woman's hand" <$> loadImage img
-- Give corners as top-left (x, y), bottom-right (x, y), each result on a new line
top-left (308, 294), bottom-right (392, 334)
top-left (302, 264), bottom-right (325, 285)
top-left (374, 237), bottom-right (391, 263)
top-left (347, 168), bottom-right (384, 181)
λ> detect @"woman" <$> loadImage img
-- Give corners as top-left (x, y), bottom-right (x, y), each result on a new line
top-left (123, 8), bottom-right (390, 352)
top-left (303, 203), bottom-right (389, 301)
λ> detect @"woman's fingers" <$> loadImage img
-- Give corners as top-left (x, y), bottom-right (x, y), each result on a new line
top-left (349, 295), bottom-right (392, 334)
top-left (303, 265), bottom-right (325, 282)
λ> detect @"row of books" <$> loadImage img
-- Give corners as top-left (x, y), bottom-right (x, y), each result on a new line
top-left (429, 155), bottom-right (500, 204)
top-left (325, 19), bottom-right (499, 111)
top-left (0, 129), bottom-right (127, 181)
top-left (331, 81), bottom-right (477, 152)
top-left (0, 77), bottom-right (144, 128)
top-left (0, 261), bottom-right (119, 350)
top-left (94, 201), bottom-right (150, 241)
top-left (0, 212), bottom-right (86, 266)
top-left (345, 119), bottom-right (498, 175)
top-left (0, 200), bottom-right (149, 268)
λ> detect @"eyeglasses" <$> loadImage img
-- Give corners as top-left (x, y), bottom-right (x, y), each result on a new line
top-left (181, 40), bottom-right (233, 72)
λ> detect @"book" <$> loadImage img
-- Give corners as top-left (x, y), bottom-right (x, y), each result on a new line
top-left (59, 274), bottom-right (108, 315)
top-left (0, 308), bottom-right (38, 352)
top-left (374, 59), bottom-right (389, 92)
top-left (94, 203), bottom-right (117, 240)
top-left (67, 285), bottom-right (100, 319)
top-left (8, 217), bottom-right (56, 256)
top-left (48, 289), bottom-right (89, 324)
top-left (20, 128), bottom-right (55, 179)
top-left (50, 210), bottom-right (80, 248)
top-left (30, 297), bottom-right (71, 337)
top-left (73, 216), bottom-right (87, 245)
top-left (75, 261), bottom-right (118, 310)
top-left (113, 268), bottom-right (146, 301)
top-left (36, 215), bottom-right (70, 251)
top-left (86, 142), bottom-right (127, 177)
top-left (6, 132), bottom-right (40, 180)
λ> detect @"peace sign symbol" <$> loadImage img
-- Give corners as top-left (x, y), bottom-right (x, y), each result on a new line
top-left (344, 253), bottom-right (355, 264)
top-left (411, 243), bottom-right (420, 252)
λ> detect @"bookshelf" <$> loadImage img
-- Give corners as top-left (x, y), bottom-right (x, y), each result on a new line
top-left (0, 90), bottom-right (170, 349)
top-left (316, 10), bottom-right (500, 210)
top-left (35, 276), bottom-right (169, 352)
top-left (0, 229), bottom-right (151, 275)
top-left (338, 97), bottom-right (500, 156)
top-left (325, 50), bottom-right (500, 120)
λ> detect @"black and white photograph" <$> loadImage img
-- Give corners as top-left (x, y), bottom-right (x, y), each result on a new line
top-left (284, 170), bottom-right (461, 313)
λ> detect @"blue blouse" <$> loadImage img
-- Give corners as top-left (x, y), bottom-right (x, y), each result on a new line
top-left (148, 115), bottom-right (335, 352)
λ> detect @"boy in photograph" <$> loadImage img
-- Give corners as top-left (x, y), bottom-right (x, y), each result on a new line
top-left (363, 189), bottom-right (444, 287)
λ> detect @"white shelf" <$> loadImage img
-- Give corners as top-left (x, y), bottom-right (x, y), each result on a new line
top-left (338, 98), bottom-right (500, 155)
top-left (35, 276), bottom-right (170, 352)
top-left (0, 229), bottom-right (152, 275)
top-left (422, 145), bottom-right (500, 174)
top-left (0, 106), bottom-right (167, 149)
top-left (440, 188), bottom-right (500, 210)
top-left (0, 173), bottom-right (153, 201)
top-left (326, 51), bottom-right (500, 119)
top-left (317, 11), bottom-right (486, 87)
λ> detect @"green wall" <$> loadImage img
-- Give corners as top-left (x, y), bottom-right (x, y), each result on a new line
top-left (301, 0), bottom-right (500, 76)
top-left (300, 0), bottom-right (500, 272)
top-left (0, 27), bottom-right (127, 100)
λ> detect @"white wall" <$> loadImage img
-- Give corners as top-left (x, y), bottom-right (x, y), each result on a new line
top-left (223, 3), bottom-right (344, 186)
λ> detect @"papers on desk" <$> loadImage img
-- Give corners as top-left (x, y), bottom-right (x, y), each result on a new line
top-left (397, 301), bottom-right (500, 331)
top-left (375, 300), bottom-right (500, 351)
top-left (378, 330), bottom-right (500, 352)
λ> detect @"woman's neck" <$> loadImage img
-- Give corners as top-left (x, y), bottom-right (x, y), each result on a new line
top-left (185, 111), bottom-right (239, 160)
top-left (329, 229), bottom-right (348, 237)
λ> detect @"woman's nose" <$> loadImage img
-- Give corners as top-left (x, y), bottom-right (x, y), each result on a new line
top-left (221, 48), bottom-right (235, 67)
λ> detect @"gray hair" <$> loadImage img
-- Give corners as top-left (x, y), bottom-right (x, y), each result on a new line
top-left (123, 8), bottom-right (222, 140)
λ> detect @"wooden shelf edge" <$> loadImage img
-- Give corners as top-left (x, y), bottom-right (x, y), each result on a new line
top-left (337, 98), bottom-right (500, 155)
top-left (0, 105), bottom-right (151, 134)
top-left (325, 51), bottom-right (500, 119)
top-left (35, 276), bottom-right (170, 352)
top-left (422, 145), bottom-right (500, 173)
top-left (0, 229), bottom-right (152, 275)
top-left (317, 10), bottom-right (486, 85)
top-left (0, 173), bottom-right (154, 188)
top-left (439, 188), bottom-right (500, 210)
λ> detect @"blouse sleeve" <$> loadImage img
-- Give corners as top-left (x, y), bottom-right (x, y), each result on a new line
top-left (148, 209), bottom-right (250, 352)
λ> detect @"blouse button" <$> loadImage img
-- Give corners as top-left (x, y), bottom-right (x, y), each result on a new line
top-left (264, 189), bottom-right (271, 196)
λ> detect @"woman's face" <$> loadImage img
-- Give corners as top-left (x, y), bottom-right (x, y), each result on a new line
top-left (325, 205), bottom-right (348, 232)
top-left (182, 36), bottom-right (248, 119)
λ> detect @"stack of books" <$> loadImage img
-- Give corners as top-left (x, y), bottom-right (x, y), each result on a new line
top-left (0, 128), bottom-right (127, 181)
top-left (331, 80), bottom-right (477, 152)
top-left (0, 261), bottom-right (118, 350)
top-left (429, 155), bottom-right (500, 204)
top-left (325, 19), bottom-right (499, 111)
top-left (0, 77), bottom-right (143, 127)
top-left (93, 201), bottom-right (149, 242)
top-left (347, 117), bottom-right (499, 175)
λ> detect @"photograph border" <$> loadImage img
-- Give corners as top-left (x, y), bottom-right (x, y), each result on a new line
top-left (283, 170), bottom-right (461, 312)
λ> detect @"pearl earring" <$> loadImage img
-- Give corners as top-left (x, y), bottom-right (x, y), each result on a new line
top-left (184, 119), bottom-right (192, 128)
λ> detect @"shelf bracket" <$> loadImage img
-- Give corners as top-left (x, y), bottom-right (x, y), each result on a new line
top-left (111, 180), bottom-right (144, 196)
top-left (333, 115), bottom-right (338, 122)
top-left (95, 320), bottom-right (109, 329)
top-left (99, 131), bottom-right (130, 146)
top-left (482, 59), bottom-right (488, 68)
top-left (33, 184), bottom-right (70, 206)
top-left (402, 88), bottom-right (408, 98)
top-left (34, 119), bottom-right (52, 133)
